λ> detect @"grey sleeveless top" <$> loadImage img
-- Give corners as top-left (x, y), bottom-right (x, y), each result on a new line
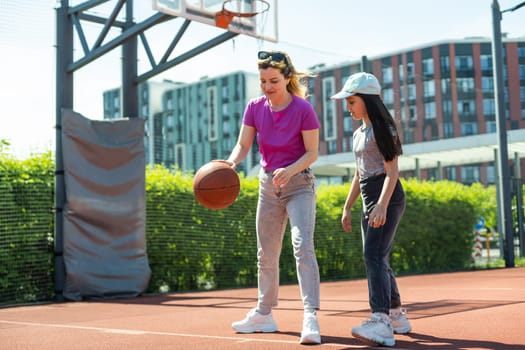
top-left (353, 124), bottom-right (385, 179)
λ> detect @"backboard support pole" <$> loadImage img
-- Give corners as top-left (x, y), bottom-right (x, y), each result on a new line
top-left (122, 0), bottom-right (138, 118)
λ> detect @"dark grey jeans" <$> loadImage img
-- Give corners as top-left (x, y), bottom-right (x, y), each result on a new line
top-left (360, 173), bottom-right (405, 314)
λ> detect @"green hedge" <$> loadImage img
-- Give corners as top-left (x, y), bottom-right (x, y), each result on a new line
top-left (144, 167), bottom-right (492, 293)
top-left (0, 152), bottom-right (55, 304)
top-left (0, 153), bottom-right (499, 304)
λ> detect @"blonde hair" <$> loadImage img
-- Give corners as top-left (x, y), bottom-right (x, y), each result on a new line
top-left (258, 51), bottom-right (314, 99)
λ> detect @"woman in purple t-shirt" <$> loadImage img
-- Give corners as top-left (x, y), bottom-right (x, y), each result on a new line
top-left (227, 50), bottom-right (321, 344)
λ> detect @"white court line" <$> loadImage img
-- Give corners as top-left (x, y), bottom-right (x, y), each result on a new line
top-left (0, 319), bottom-right (399, 349)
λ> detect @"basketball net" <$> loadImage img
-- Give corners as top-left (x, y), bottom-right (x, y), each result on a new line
top-left (215, 0), bottom-right (270, 29)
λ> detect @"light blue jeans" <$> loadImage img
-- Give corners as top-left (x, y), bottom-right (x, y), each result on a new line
top-left (255, 169), bottom-right (320, 313)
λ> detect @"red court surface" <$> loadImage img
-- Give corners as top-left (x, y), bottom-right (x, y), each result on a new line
top-left (1, 268), bottom-right (524, 349)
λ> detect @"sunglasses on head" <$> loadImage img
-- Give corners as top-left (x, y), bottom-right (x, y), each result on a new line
top-left (258, 51), bottom-right (289, 66)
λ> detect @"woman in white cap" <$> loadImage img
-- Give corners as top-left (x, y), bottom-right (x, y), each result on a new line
top-left (331, 72), bottom-right (411, 347)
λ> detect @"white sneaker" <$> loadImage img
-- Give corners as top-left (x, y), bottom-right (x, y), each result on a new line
top-left (300, 312), bottom-right (321, 344)
top-left (390, 308), bottom-right (412, 334)
top-left (351, 312), bottom-right (395, 347)
top-left (231, 308), bottom-right (278, 333)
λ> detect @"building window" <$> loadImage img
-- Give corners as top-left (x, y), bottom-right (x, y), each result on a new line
top-left (441, 78), bottom-right (452, 95)
top-left (222, 119), bottom-right (230, 137)
top-left (166, 114), bottom-right (174, 128)
top-left (445, 166), bottom-right (456, 181)
top-left (406, 62), bottom-right (415, 79)
top-left (175, 143), bottom-right (185, 170)
top-left (342, 138), bottom-right (350, 153)
top-left (443, 122), bottom-right (454, 138)
top-left (461, 165), bottom-right (480, 184)
top-left (207, 86), bottom-right (218, 141)
top-left (458, 100), bottom-right (476, 117)
top-left (483, 99), bottom-right (495, 115)
top-left (520, 64), bottom-right (525, 79)
top-left (423, 80), bottom-right (435, 97)
top-left (486, 121), bottom-right (496, 133)
top-left (343, 115), bottom-right (352, 134)
top-left (482, 77), bottom-right (494, 93)
top-left (480, 55), bottom-right (492, 71)
top-left (424, 102), bottom-right (436, 119)
top-left (327, 140), bottom-right (337, 154)
top-left (487, 164), bottom-right (495, 184)
top-left (322, 77), bottom-right (337, 141)
top-left (456, 77), bottom-right (475, 93)
top-left (409, 106), bottom-right (416, 120)
top-left (382, 88), bottom-right (394, 105)
top-left (422, 58), bottom-right (434, 76)
top-left (455, 55), bottom-right (473, 71)
top-left (398, 64), bottom-right (404, 82)
top-left (440, 56), bottom-right (450, 74)
top-left (460, 122), bottom-right (478, 136)
top-left (400, 106), bottom-right (407, 121)
top-left (403, 128), bottom-right (414, 144)
top-left (382, 66), bottom-right (393, 84)
top-left (408, 84), bottom-right (416, 101)
top-left (442, 100), bottom-right (452, 118)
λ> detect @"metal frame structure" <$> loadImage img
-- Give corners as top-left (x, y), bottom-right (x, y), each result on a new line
top-left (54, 0), bottom-right (239, 299)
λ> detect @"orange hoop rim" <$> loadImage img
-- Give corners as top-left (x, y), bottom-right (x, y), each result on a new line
top-left (220, 0), bottom-right (270, 18)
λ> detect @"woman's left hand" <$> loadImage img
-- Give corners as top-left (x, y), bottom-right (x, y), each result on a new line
top-left (272, 168), bottom-right (292, 188)
top-left (369, 204), bottom-right (386, 228)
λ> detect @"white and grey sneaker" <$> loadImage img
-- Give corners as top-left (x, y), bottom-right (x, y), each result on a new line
top-left (351, 312), bottom-right (395, 347)
top-left (300, 311), bottom-right (321, 344)
top-left (390, 308), bottom-right (412, 334)
top-left (232, 308), bottom-right (278, 333)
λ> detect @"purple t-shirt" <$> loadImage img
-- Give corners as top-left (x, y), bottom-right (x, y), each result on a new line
top-left (243, 95), bottom-right (320, 171)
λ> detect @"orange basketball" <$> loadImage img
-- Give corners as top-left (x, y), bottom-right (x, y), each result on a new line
top-left (193, 160), bottom-right (240, 210)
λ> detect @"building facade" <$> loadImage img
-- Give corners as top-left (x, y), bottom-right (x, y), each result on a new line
top-left (311, 37), bottom-right (525, 184)
top-left (103, 79), bottom-right (182, 165)
top-left (104, 37), bottom-right (525, 185)
top-left (149, 71), bottom-right (260, 173)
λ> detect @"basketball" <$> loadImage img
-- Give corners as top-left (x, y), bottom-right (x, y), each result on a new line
top-left (193, 160), bottom-right (240, 210)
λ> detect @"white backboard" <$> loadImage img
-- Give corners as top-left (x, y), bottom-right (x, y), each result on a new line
top-left (152, 0), bottom-right (278, 42)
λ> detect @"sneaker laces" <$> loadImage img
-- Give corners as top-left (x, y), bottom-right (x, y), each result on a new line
top-left (362, 313), bottom-right (391, 328)
top-left (390, 308), bottom-right (407, 316)
top-left (303, 313), bottom-right (318, 330)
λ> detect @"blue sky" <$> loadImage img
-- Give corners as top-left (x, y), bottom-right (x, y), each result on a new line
top-left (1, 0), bottom-right (524, 157)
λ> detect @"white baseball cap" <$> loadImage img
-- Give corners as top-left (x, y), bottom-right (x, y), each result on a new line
top-left (331, 72), bottom-right (381, 99)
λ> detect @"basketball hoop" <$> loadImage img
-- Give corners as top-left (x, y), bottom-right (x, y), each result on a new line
top-left (215, 0), bottom-right (270, 29)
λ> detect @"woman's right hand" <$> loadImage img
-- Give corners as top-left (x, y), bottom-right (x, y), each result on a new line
top-left (341, 209), bottom-right (352, 233)
top-left (213, 159), bottom-right (236, 169)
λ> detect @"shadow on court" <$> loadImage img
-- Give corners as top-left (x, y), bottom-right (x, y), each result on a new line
top-left (0, 268), bottom-right (523, 349)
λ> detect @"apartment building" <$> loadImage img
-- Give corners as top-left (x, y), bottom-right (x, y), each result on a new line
top-left (103, 37), bottom-right (525, 185)
top-left (103, 79), bottom-right (182, 165)
top-left (311, 36), bottom-right (525, 185)
top-left (150, 71), bottom-right (260, 173)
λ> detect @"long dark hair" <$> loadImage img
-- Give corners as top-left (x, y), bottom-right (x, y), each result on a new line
top-left (357, 93), bottom-right (403, 161)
